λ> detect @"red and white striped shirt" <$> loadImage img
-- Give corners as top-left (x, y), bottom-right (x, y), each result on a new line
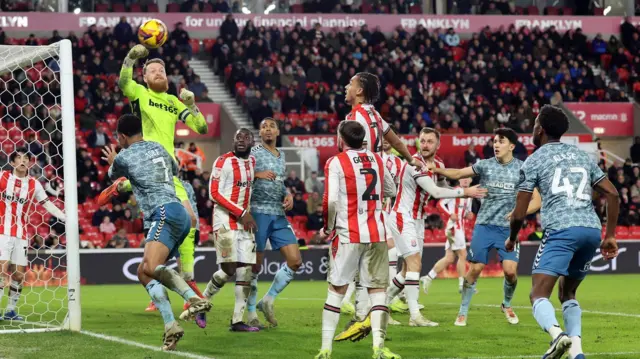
top-left (209, 152), bottom-right (255, 231)
top-left (438, 195), bottom-right (473, 235)
top-left (392, 158), bottom-right (436, 220)
top-left (323, 149), bottom-right (395, 244)
top-left (346, 103), bottom-right (390, 153)
top-left (0, 171), bottom-right (48, 239)
top-left (382, 152), bottom-right (403, 212)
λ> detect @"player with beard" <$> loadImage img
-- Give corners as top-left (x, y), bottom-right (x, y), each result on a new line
top-left (97, 45), bottom-right (208, 315)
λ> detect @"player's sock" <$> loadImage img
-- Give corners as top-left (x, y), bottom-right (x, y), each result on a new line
top-left (355, 282), bottom-right (370, 320)
top-left (458, 279), bottom-right (477, 316)
top-left (427, 269), bottom-right (437, 280)
top-left (458, 277), bottom-right (464, 288)
top-left (386, 273), bottom-right (405, 303)
top-left (342, 282), bottom-right (356, 305)
top-left (6, 280), bottom-right (22, 312)
top-left (388, 248), bottom-right (398, 282)
top-left (154, 265), bottom-right (197, 301)
top-left (232, 267), bottom-right (252, 324)
top-left (247, 272), bottom-right (259, 320)
top-left (145, 280), bottom-right (175, 324)
top-left (532, 298), bottom-right (562, 339)
top-left (562, 300), bottom-right (583, 358)
top-left (405, 272), bottom-right (421, 319)
top-left (321, 290), bottom-right (344, 351)
top-left (0, 281), bottom-right (5, 308)
top-left (263, 263), bottom-right (295, 301)
top-left (203, 270), bottom-right (230, 298)
top-left (369, 291), bottom-right (389, 350)
top-left (502, 278), bottom-right (517, 307)
top-left (569, 337), bottom-right (583, 359)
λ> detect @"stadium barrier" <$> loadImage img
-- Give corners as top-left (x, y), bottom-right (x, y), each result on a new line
top-left (25, 241), bottom-right (640, 285)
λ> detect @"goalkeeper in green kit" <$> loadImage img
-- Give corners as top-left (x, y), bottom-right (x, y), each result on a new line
top-left (97, 45), bottom-right (208, 318)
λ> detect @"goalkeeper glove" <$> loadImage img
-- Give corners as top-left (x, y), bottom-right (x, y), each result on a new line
top-left (180, 88), bottom-right (195, 106)
top-left (126, 44), bottom-right (149, 61)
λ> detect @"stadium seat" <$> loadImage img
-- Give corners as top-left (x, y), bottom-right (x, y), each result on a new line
top-left (630, 226), bottom-right (640, 238)
top-left (190, 39), bottom-right (201, 54)
top-left (146, 3), bottom-right (159, 12)
top-left (562, 7), bottom-right (573, 15)
top-left (166, 3), bottom-right (180, 12)
top-left (129, 3), bottom-right (142, 12)
top-left (615, 226), bottom-right (630, 240)
top-left (95, 3), bottom-right (109, 12)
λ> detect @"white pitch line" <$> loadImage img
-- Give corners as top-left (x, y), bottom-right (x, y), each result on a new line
top-left (280, 298), bottom-right (640, 319)
top-left (80, 330), bottom-right (215, 359)
top-left (428, 352), bottom-right (640, 359)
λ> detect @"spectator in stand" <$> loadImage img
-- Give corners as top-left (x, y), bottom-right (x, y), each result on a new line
top-left (45, 231), bottom-right (64, 249)
top-left (286, 192), bottom-right (307, 217)
top-left (251, 99), bottom-right (274, 128)
top-left (115, 208), bottom-right (137, 233)
top-left (79, 107), bottom-right (98, 131)
top-left (189, 76), bottom-right (208, 100)
top-left (114, 17), bottom-right (133, 45)
top-left (0, 28), bottom-right (5, 45)
top-left (220, 14), bottom-right (239, 42)
top-left (92, 204), bottom-right (111, 227)
top-left (108, 228), bottom-right (130, 249)
top-left (285, 170), bottom-right (304, 193)
top-left (214, 0), bottom-right (230, 12)
top-left (306, 191), bottom-right (322, 215)
top-left (304, 171), bottom-right (324, 194)
top-left (444, 28), bottom-right (460, 47)
top-left (464, 144), bottom-right (479, 166)
top-left (630, 137), bottom-right (640, 163)
top-left (99, 216), bottom-right (116, 236)
top-left (48, 30), bottom-right (63, 45)
top-left (25, 33), bottom-right (38, 46)
top-left (77, 175), bottom-right (95, 203)
top-left (170, 22), bottom-right (192, 59)
top-left (31, 235), bottom-right (45, 250)
top-left (307, 204), bottom-right (324, 231)
top-left (74, 89), bottom-right (88, 114)
top-left (87, 126), bottom-right (110, 148)
top-left (483, 139), bottom-right (494, 159)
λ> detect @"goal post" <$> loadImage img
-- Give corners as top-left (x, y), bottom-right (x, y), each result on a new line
top-left (0, 39), bottom-right (80, 333)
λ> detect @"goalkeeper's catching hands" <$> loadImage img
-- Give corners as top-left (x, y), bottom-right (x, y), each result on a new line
top-left (180, 88), bottom-right (203, 119)
top-left (123, 44), bottom-right (149, 66)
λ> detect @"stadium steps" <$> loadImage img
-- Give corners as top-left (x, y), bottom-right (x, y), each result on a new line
top-left (189, 59), bottom-right (259, 139)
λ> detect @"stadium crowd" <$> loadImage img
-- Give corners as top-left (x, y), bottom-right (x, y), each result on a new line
top-left (1, 17), bottom-right (640, 250)
top-left (218, 20), bottom-right (633, 138)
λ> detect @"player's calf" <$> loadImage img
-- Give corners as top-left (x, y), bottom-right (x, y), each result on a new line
top-left (4, 268), bottom-right (25, 320)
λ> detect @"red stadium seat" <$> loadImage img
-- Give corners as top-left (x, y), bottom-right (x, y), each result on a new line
top-left (112, 3), bottom-right (125, 11)
top-left (545, 6), bottom-right (559, 15)
top-left (146, 4), bottom-right (159, 12)
top-left (562, 7), bottom-right (573, 15)
top-left (129, 3), bottom-right (142, 12)
top-left (202, 3), bottom-right (213, 12)
top-left (190, 39), bottom-right (201, 54)
top-left (203, 39), bottom-right (216, 53)
top-left (410, 5), bottom-right (421, 14)
top-left (527, 6), bottom-right (539, 15)
top-left (95, 3), bottom-right (109, 12)
top-left (166, 3), bottom-right (180, 12)
top-left (630, 226), bottom-right (640, 238)
top-left (615, 226), bottom-right (630, 239)
top-left (594, 7), bottom-right (604, 15)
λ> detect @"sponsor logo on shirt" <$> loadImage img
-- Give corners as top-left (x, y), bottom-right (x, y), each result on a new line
top-left (148, 98), bottom-right (178, 115)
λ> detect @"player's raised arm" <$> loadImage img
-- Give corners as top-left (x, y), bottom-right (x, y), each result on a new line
top-left (431, 165), bottom-right (475, 181)
top-left (35, 180), bottom-right (66, 222)
top-left (209, 157), bottom-right (245, 218)
top-left (413, 167), bottom-right (486, 199)
top-left (118, 44), bottom-right (148, 98)
top-left (177, 88), bottom-right (208, 135)
top-left (384, 129), bottom-right (422, 168)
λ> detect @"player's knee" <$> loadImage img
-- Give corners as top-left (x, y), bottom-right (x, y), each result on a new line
top-left (287, 258), bottom-right (302, 271)
top-left (504, 271), bottom-right (517, 283)
top-left (11, 271), bottom-right (24, 282)
top-left (444, 252), bottom-right (455, 264)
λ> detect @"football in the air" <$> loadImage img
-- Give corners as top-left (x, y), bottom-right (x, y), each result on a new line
top-left (137, 19), bottom-right (168, 49)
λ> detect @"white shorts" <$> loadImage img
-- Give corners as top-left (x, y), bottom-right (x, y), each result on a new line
top-left (445, 227), bottom-right (467, 251)
top-left (388, 212), bottom-right (425, 258)
top-left (0, 235), bottom-right (28, 267)
top-left (327, 240), bottom-right (389, 289)
top-left (214, 228), bottom-right (256, 265)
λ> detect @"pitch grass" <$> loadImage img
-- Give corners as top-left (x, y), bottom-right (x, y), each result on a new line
top-left (0, 275), bottom-right (638, 359)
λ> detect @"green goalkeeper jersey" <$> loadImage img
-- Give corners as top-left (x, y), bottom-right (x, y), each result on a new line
top-left (118, 65), bottom-right (207, 161)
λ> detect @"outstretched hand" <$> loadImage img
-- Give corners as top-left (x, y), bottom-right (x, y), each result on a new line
top-left (101, 145), bottom-right (118, 166)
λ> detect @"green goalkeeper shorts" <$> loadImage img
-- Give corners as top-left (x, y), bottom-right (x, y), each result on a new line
top-left (174, 177), bottom-right (195, 272)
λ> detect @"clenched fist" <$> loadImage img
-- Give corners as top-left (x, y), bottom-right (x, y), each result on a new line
top-left (180, 88), bottom-right (195, 106)
top-left (127, 44), bottom-right (149, 60)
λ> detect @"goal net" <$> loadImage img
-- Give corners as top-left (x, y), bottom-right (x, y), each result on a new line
top-left (0, 40), bottom-right (80, 333)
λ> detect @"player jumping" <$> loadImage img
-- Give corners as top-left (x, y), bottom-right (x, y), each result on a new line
top-left (98, 45), bottom-right (208, 308)
top-left (338, 72), bottom-right (423, 328)
top-left (422, 177), bottom-right (474, 294)
top-left (429, 128), bottom-right (541, 327)
top-left (316, 120), bottom-right (399, 359)
top-left (246, 117), bottom-right (297, 328)
top-left (507, 105), bottom-right (619, 359)
top-left (102, 114), bottom-right (211, 351)
top-left (0, 149), bottom-right (66, 321)
top-left (196, 128), bottom-right (259, 332)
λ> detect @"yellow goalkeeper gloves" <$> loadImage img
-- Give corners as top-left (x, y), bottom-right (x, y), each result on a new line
top-left (180, 88), bottom-right (195, 106)
top-left (127, 44), bottom-right (149, 61)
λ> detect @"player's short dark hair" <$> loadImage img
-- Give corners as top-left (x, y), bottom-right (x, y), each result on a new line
top-left (143, 58), bottom-right (165, 74)
top-left (356, 72), bottom-right (380, 104)
top-left (494, 128), bottom-right (518, 145)
top-left (9, 147), bottom-right (31, 163)
top-left (236, 127), bottom-right (254, 139)
top-left (117, 114), bottom-right (142, 137)
top-left (538, 105), bottom-right (568, 139)
top-left (420, 127), bottom-right (441, 141)
top-left (260, 117), bottom-right (279, 128)
top-left (338, 121), bottom-right (366, 149)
